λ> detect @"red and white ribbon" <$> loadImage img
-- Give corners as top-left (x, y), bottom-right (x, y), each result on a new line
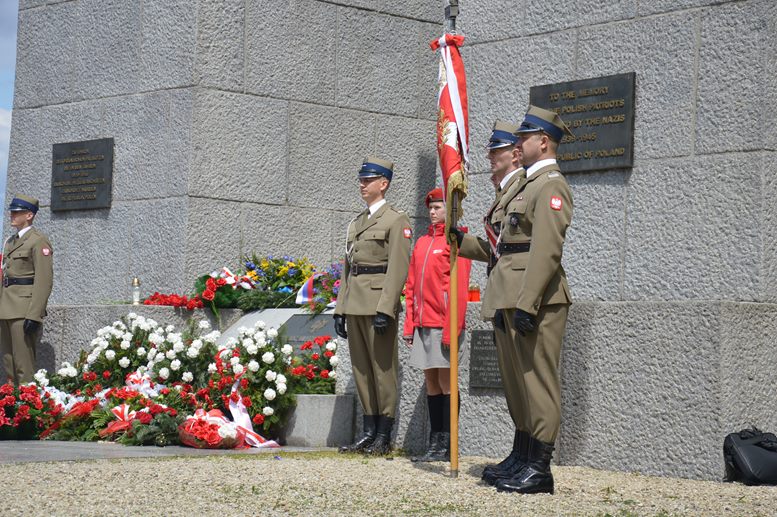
top-left (125, 372), bottom-right (159, 398)
top-left (229, 380), bottom-right (279, 448)
top-left (99, 403), bottom-right (138, 437)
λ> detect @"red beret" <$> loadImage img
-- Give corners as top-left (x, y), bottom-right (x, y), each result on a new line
top-left (425, 188), bottom-right (444, 207)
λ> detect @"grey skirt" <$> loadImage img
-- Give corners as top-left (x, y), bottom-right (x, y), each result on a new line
top-left (408, 327), bottom-right (467, 370)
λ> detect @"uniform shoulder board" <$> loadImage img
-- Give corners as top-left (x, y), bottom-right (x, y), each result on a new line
top-left (548, 172), bottom-right (561, 178)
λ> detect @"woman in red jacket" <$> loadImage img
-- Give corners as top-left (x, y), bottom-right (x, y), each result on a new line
top-left (403, 188), bottom-right (471, 462)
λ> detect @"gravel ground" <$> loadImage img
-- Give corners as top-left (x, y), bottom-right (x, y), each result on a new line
top-left (1, 452), bottom-right (775, 516)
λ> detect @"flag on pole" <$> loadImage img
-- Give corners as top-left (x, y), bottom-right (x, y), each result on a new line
top-left (430, 33), bottom-right (469, 233)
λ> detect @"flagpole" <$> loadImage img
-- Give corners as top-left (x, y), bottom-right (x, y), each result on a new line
top-left (444, 0), bottom-right (460, 479)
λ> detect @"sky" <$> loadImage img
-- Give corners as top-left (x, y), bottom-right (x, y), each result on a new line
top-left (1, 0), bottom-right (18, 236)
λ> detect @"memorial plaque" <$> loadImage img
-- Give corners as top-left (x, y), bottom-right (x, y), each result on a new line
top-left (529, 72), bottom-right (636, 173)
top-left (469, 329), bottom-right (502, 389)
top-left (280, 313), bottom-right (337, 352)
top-left (51, 138), bottom-right (114, 211)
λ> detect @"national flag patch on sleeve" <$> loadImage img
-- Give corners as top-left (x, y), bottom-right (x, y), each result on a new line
top-left (403, 228), bottom-right (413, 239)
top-left (550, 196), bottom-right (562, 211)
top-left (42, 248), bottom-right (51, 256)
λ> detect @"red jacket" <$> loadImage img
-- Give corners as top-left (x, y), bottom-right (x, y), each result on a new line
top-left (403, 223), bottom-right (472, 346)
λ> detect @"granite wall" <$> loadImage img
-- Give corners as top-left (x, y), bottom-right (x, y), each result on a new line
top-left (6, 0), bottom-right (777, 480)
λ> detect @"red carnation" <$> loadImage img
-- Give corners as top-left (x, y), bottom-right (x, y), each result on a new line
top-left (206, 430), bottom-right (221, 446)
top-left (242, 396), bottom-right (252, 407)
top-left (324, 350), bottom-right (333, 358)
top-left (216, 278), bottom-right (227, 286)
top-left (102, 370), bottom-right (111, 379)
top-left (311, 353), bottom-right (320, 361)
top-left (202, 289), bottom-right (215, 301)
top-left (320, 370), bottom-right (329, 379)
top-left (252, 414), bottom-right (265, 425)
top-left (135, 412), bottom-right (153, 425)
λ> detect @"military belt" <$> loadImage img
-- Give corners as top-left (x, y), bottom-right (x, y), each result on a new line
top-left (351, 264), bottom-right (388, 275)
top-left (3, 277), bottom-right (35, 288)
top-left (498, 242), bottom-right (530, 254)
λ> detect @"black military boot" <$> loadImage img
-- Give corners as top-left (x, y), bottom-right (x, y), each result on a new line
top-left (412, 394), bottom-right (444, 462)
top-left (434, 431), bottom-right (450, 461)
top-left (482, 430), bottom-right (528, 485)
top-left (412, 432), bottom-right (440, 462)
top-left (364, 416), bottom-right (395, 455)
top-left (496, 437), bottom-right (554, 494)
top-left (338, 414), bottom-right (377, 453)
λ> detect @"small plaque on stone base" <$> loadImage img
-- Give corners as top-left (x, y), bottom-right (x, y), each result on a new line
top-left (281, 313), bottom-right (337, 352)
top-left (469, 329), bottom-right (503, 389)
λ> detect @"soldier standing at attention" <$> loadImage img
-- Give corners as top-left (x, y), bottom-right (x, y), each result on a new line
top-left (450, 120), bottom-right (529, 484)
top-left (0, 194), bottom-right (54, 385)
top-left (334, 157), bottom-right (412, 455)
top-left (491, 106), bottom-right (573, 495)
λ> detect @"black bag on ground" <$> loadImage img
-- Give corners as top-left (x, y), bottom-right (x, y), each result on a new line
top-left (723, 427), bottom-right (777, 485)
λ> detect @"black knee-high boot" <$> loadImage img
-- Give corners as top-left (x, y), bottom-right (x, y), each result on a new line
top-left (411, 394), bottom-right (444, 462)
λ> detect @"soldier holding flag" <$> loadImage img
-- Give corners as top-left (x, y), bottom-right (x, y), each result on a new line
top-left (453, 106), bottom-right (574, 494)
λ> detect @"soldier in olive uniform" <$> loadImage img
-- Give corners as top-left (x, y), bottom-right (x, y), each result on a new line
top-left (452, 120), bottom-right (529, 484)
top-left (0, 194), bottom-right (54, 385)
top-left (334, 157), bottom-right (412, 455)
top-left (453, 108), bottom-right (574, 494)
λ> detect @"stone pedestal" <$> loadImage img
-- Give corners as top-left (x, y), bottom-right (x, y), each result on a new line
top-left (281, 394), bottom-right (354, 447)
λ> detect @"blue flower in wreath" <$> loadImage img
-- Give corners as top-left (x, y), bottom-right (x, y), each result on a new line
top-left (245, 261), bottom-right (256, 270)
top-left (287, 268), bottom-right (297, 277)
top-left (278, 287), bottom-right (292, 293)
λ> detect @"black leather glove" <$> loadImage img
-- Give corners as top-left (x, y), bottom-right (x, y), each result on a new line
top-left (493, 310), bottom-right (506, 333)
top-left (333, 315), bottom-right (348, 339)
top-left (23, 319), bottom-right (41, 335)
top-left (373, 312), bottom-right (390, 335)
top-left (448, 225), bottom-right (464, 247)
top-left (513, 309), bottom-right (536, 336)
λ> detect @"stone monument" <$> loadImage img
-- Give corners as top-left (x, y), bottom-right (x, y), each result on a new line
top-left (6, 0), bottom-right (777, 480)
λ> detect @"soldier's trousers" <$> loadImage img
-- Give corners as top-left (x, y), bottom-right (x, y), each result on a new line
top-left (496, 304), bottom-right (569, 444)
top-left (346, 314), bottom-right (399, 418)
top-left (0, 318), bottom-right (40, 385)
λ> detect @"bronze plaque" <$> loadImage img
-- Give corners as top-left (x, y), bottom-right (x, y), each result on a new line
top-left (51, 138), bottom-right (114, 211)
top-left (280, 313), bottom-right (337, 353)
top-left (469, 329), bottom-right (502, 389)
top-left (529, 72), bottom-right (636, 172)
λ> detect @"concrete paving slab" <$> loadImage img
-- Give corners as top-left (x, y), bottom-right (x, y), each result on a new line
top-left (0, 440), bottom-right (331, 464)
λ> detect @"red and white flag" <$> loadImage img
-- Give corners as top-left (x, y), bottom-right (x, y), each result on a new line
top-left (431, 33), bottom-right (469, 229)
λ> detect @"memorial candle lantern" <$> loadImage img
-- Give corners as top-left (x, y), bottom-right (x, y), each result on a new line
top-left (131, 277), bottom-right (141, 305)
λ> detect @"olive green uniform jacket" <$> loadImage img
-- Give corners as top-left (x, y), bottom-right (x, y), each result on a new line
top-left (334, 202), bottom-right (412, 318)
top-left (0, 227), bottom-right (54, 321)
